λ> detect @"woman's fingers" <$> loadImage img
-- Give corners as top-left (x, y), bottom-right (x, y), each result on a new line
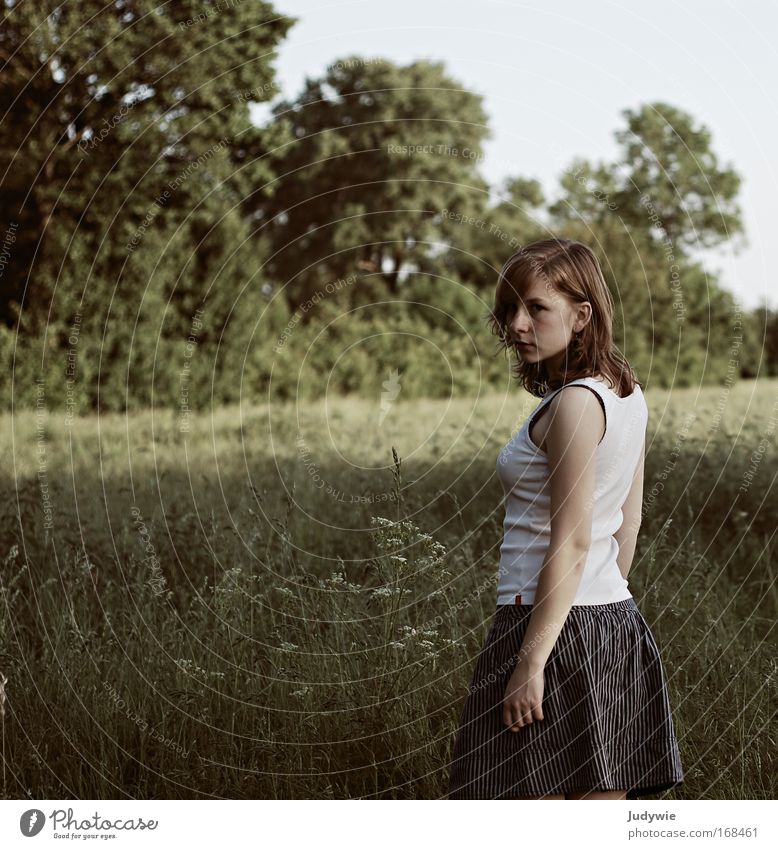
top-left (502, 702), bottom-right (516, 729)
top-left (503, 667), bottom-right (545, 730)
top-left (504, 700), bottom-right (541, 730)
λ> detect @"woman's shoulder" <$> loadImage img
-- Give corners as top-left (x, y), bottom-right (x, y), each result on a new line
top-left (541, 378), bottom-right (608, 435)
top-left (551, 374), bottom-right (646, 436)
top-left (542, 373), bottom-right (644, 416)
top-left (583, 373), bottom-right (645, 403)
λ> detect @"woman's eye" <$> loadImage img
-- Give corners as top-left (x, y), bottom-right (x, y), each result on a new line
top-left (504, 302), bottom-right (542, 314)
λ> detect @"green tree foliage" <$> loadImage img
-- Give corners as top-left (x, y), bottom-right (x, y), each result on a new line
top-left (256, 55), bottom-right (492, 307)
top-left (430, 176), bottom-right (547, 290)
top-left (547, 101), bottom-right (748, 388)
top-left (611, 101), bottom-right (745, 252)
top-left (0, 13), bottom-right (763, 411)
top-left (0, 0), bottom-right (293, 411)
top-left (747, 303), bottom-right (778, 377)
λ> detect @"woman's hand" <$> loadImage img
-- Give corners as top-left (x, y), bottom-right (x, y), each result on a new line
top-left (503, 658), bottom-right (545, 732)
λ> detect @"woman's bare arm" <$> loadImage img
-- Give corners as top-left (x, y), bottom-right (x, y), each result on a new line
top-left (614, 442), bottom-right (645, 581)
top-left (514, 387), bottom-right (604, 671)
top-left (502, 387), bottom-right (604, 730)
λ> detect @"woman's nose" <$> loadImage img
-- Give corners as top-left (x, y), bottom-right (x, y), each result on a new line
top-left (510, 309), bottom-right (530, 333)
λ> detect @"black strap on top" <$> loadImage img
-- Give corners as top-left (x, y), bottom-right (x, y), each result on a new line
top-left (528, 382), bottom-right (607, 448)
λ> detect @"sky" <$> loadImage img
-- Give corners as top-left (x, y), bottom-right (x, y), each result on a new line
top-left (251, 0), bottom-right (777, 310)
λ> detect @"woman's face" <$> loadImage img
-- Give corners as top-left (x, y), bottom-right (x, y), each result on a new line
top-left (502, 275), bottom-right (590, 379)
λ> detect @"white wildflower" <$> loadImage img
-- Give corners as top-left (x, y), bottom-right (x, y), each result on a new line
top-left (175, 659), bottom-right (209, 677)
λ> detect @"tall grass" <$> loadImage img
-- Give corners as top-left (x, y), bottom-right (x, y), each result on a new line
top-left (0, 379), bottom-right (776, 798)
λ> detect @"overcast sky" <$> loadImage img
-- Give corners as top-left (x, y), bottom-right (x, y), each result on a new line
top-left (252, 0), bottom-right (777, 310)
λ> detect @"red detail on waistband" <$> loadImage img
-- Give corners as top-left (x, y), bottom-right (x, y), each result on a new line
top-left (514, 593), bottom-right (523, 605)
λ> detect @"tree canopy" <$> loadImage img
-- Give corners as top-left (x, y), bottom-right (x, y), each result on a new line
top-left (0, 13), bottom-right (765, 412)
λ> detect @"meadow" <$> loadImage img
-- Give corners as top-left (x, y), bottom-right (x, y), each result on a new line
top-left (0, 377), bottom-right (776, 799)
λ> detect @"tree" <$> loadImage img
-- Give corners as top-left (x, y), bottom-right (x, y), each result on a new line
top-left (411, 176), bottom-right (547, 292)
top-left (611, 101), bottom-right (744, 252)
top-left (545, 101), bottom-right (749, 388)
top-left (748, 303), bottom-right (778, 377)
top-left (0, 0), bottom-right (293, 410)
top-left (254, 55), bottom-right (491, 308)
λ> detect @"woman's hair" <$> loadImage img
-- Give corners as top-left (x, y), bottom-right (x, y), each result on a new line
top-left (488, 238), bottom-right (642, 398)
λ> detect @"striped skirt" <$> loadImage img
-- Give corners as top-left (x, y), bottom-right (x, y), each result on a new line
top-left (447, 598), bottom-right (684, 799)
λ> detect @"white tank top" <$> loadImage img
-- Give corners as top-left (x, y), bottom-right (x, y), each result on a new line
top-left (495, 374), bottom-right (648, 606)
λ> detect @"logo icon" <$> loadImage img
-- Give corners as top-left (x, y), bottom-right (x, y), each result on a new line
top-left (20, 809), bottom-right (46, 836)
top-left (379, 368), bottom-right (402, 427)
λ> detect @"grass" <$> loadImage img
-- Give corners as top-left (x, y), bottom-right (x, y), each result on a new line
top-left (0, 378), bottom-right (776, 798)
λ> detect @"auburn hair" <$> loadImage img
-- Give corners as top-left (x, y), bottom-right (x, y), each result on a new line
top-left (488, 238), bottom-right (642, 398)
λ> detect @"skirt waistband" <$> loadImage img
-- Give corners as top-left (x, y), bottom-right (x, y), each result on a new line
top-left (495, 597), bottom-right (639, 617)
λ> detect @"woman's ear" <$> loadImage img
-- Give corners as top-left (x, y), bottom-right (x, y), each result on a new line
top-left (575, 302), bottom-right (593, 332)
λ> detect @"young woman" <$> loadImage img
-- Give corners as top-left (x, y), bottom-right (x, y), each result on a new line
top-left (447, 238), bottom-right (684, 800)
